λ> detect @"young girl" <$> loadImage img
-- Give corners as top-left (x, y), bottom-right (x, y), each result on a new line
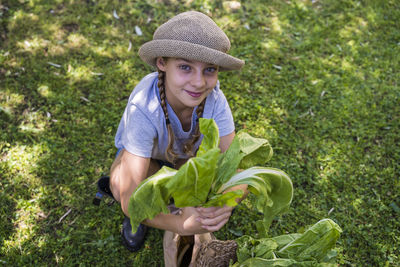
top-left (101, 10), bottom-right (245, 252)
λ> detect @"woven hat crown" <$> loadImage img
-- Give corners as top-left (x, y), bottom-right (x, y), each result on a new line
top-left (153, 11), bottom-right (231, 53)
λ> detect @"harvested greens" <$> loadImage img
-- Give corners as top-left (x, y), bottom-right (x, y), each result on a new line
top-left (127, 118), bottom-right (342, 265)
top-left (128, 118), bottom-right (293, 234)
top-left (233, 218), bottom-right (342, 266)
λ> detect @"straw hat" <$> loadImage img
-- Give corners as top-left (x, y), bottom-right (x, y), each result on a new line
top-left (139, 11), bottom-right (244, 71)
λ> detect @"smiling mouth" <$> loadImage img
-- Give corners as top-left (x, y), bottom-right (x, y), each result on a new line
top-left (185, 90), bottom-right (203, 98)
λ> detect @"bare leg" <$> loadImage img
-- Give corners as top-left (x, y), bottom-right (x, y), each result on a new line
top-left (109, 149), bottom-right (161, 204)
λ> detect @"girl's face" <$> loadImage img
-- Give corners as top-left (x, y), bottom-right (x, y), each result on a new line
top-left (156, 57), bottom-right (219, 112)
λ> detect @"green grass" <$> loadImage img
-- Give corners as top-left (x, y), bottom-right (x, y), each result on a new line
top-left (1, 0), bottom-right (399, 266)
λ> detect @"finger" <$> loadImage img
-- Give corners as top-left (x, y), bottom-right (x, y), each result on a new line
top-left (197, 206), bottom-right (233, 218)
top-left (199, 212), bottom-right (231, 227)
top-left (196, 206), bottom-right (218, 214)
top-left (202, 217), bottom-right (229, 232)
top-left (200, 207), bottom-right (232, 218)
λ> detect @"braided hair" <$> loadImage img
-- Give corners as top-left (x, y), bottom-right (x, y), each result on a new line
top-left (157, 68), bottom-right (206, 164)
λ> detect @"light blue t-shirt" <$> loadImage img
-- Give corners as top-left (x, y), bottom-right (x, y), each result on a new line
top-left (114, 72), bottom-right (235, 162)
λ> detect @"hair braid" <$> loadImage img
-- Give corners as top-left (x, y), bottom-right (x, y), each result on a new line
top-left (158, 70), bottom-right (178, 164)
top-left (183, 99), bottom-right (206, 157)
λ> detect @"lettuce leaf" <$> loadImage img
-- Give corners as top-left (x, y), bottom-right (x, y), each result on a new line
top-left (238, 131), bottom-right (273, 169)
top-left (207, 167), bottom-right (293, 233)
top-left (127, 166), bottom-right (177, 233)
top-left (235, 235), bottom-right (278, 263)
top-left (166, 148), bottom-right (220, 207)
top-left (233, 257), bottom-right (333, 267)
top-left (212, 131), bottom-right (273, 193)
top-left (196, 118), bottom-right (220, 157)
top-left (165, 119), bottom-right (220, 207)
top-left (277, 218), bottom-right (342, 261)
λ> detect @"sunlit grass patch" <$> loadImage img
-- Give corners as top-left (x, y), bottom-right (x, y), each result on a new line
top-left (66, 64), bottom-right (95, 83)
top-left (8, 10), bottom-right (40, 32)
top-left (16, 36), bottom-right (50, 54)
top-left (37, 85), bottom-right (52, 98)
top-left (0, 91), bottom-right (25, 111)
top-left (261, 39), bottom-right (280, 53)
top-left (5, 144), bottom-right (48, 176)
top-left (91, 45), bottom-right (113, 58)
top-left (3, 188), bottom-right (45, 244)
top-left (65, 33), bottom-right (89, 49)
top-left (18, 111), bottom-right (47, 134)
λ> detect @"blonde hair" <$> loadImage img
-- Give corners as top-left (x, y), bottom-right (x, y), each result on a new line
top-left (157, 69), bottom-right (206, 165)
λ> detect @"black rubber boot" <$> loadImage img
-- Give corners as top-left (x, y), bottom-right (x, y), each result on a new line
top-left (121, 216), bottom-right (148, 252)
top-left (94, 176), bottom-right (147, 252)
top-left (93, 176), bottom-right (115, 205)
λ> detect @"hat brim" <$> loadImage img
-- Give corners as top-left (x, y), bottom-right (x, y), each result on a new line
top-left (139, 39), bottom-right (244, 71)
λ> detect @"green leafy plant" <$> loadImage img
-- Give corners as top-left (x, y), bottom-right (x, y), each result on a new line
top-left (128, 118), bottom-right (293, 234)
top-left (233, 218), bottom-right (342, 266)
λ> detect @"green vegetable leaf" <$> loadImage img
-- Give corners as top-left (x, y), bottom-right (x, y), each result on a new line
top-left (234, 219), bottom-right (342, 266)
top-left (213, 131), bottom-right (273, 193)
top-left (213, 167), bottom-right (293, 233)
top-left (234, 257), bottom-right (319, 267)
top-left (213, 137), bottom-right (242, 193)
top-left (235, 235), bottom-right (278, 263)
top-left (271, 233), bottom-right (302, 250)
top-left (237, 131), bottom-right (273, 169)
top-left (128, 166), bottom-right (177, 233)
top-left (165, 118), bottom-right (221, 206)
top-left (166, 148), bottom-right (220, 207)
top-left (277, 219), bottom-right (342, 261)
top-left (196, 118), bottom-right (220, 156)
top-left (203, 190), bottom-right (244, 208)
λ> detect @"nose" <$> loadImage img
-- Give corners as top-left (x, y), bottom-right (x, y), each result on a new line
top-left (190, 71), bottom-right (206, 89)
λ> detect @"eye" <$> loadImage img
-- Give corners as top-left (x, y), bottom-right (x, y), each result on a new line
top-left (205, 67), bottom-right (217, 73)
top-left (179, 64), bottom-right (191, 71)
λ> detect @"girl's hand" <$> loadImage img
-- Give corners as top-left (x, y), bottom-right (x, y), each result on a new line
top-left (179, 207), bottom-right (209, 236)
top-left (195, 205), bottom-right (234, 232)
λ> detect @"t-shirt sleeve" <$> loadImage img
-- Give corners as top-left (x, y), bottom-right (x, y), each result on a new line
top-left (213, 91), bottom-right (235, 137)
top-left (120, 104), bottom-right (157, 158)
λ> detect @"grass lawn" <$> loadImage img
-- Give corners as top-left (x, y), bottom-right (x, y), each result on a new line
top-left (1, 0), bottom-right (399, 266)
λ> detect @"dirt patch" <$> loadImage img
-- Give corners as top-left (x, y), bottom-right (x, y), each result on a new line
top-left (62, 22), bottom-right (79, 33)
